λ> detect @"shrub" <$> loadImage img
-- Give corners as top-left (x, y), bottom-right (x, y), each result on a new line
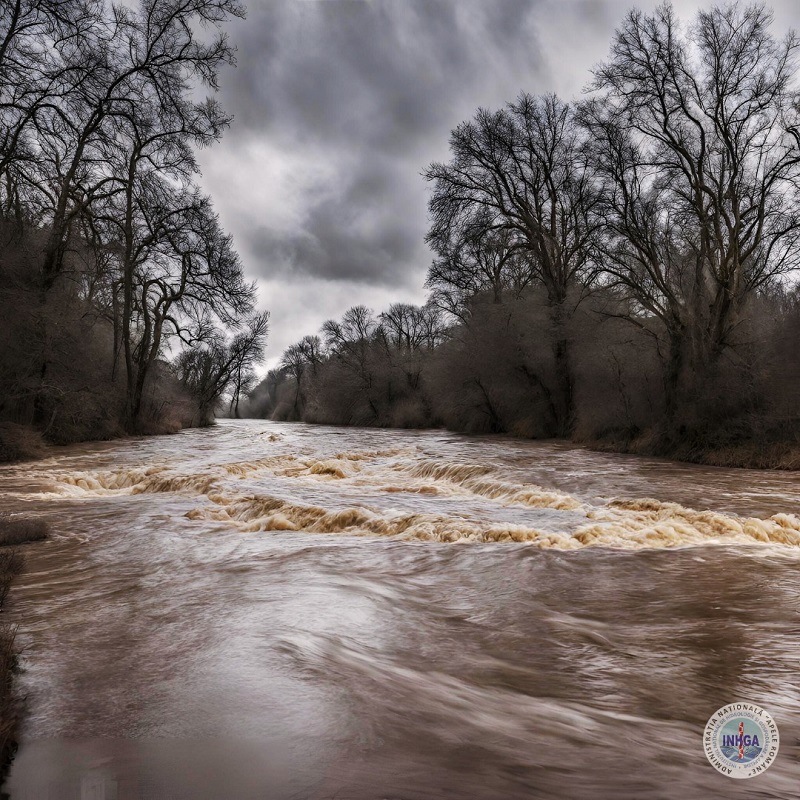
top-left (0, 423), bottom-right (45, 463)
top-left (0, 515), bottom-right (50, 548)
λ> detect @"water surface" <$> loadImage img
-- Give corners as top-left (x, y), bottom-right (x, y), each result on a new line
top-left (1, 420), bottom-right (799, 798)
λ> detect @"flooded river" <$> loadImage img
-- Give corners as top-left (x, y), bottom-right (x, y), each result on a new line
top-left (1, 420), bottom-right (799, 798)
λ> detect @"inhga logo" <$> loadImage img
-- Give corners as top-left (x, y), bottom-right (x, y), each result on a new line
top-left (703, 703), bottom-right (779, 779)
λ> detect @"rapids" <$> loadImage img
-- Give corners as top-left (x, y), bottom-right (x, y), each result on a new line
top-left (0, 420), bottom-right (798, 798)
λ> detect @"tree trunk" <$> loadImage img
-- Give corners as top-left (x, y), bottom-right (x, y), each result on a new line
top-left (549, 298), bottom-right (573, 437)
top-left (663, 330), bottom-right (684, 426)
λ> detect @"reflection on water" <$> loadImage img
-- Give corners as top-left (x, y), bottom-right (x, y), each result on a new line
top-left (0, 420), bottom-right (798, 798)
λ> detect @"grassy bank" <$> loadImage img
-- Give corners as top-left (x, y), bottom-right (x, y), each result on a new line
top-left (0, 516), bottom-right (50, 786)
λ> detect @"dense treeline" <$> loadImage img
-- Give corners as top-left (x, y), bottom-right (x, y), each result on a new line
top-left (245, 2), bottom-right (800, 467)
top-left (0, 0), bottom-right (266, 461)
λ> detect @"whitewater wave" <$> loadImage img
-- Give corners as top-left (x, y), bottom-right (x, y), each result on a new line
top-left (47, 467), bottom-right (218, 497)
top-left (579, 499), bottom-right (800, 547)
top-left (186, 491), bottom-right (567, 545)
top-left (183, 488), bottom-right (800, 549)
top-left (33, 448), bottom-right (800, 549)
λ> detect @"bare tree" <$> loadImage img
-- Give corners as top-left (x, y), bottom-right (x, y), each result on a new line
top-left (584, 2), bottom-right (800, 417)
top-left (0, 0), bottom-right (266, 446)
top-left (379, 303), bottom-right (444, 350)
top-left (322, 305), bottom-right (378, 374)
top-left (0, 1), bottom-right (92, 216)
top-left (26, 0), bottom-right (244, 286)
top-left (426, 214), bottom-right (532, 318)
top-left (426, 94), bottom-right (601, 432)
top-left (131, 190), bottom-right (255, 424)
top-left (99, 99), bottom-right (241, 424)
top-left (279, 335), bottom-right (323, 417)
top-left (176, 311), bottom-right (269, 424)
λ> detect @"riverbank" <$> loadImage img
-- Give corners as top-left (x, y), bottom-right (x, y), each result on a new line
top-left (0, 424), bottom-right (46, 465)
top-left (247, 412), bottom-right (800, 472)
top-left (0, 418), bottom-right (211, 466)
top-left (7, 410), bottom-right (800, 472)
top-left (0, 516), bottom-right (51, 785)
top-left (0, 549), bottom-right (23, 788)
top-left (582, 427), bottom-right (800, 471)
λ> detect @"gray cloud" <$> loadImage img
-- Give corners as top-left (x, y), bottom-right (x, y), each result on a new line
top-left (203, 1), bottom-right (548, 295)
top-left (241, 155), bottom-right (426, 284)
top-left (229, 1), bottom-right (541, 148)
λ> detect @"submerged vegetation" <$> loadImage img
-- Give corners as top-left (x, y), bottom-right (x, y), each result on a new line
top-left (0, 0), bottom-right (267, 462)
top-left (246, 3), bottom-right (800, 468)
top-left (0, 516), bottom-right (49, 549)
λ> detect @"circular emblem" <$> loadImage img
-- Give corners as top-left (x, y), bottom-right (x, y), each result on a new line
top-left (703, 703), bottom-right (779, 778)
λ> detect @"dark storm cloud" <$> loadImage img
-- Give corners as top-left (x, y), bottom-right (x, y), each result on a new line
top-left (243, 155), bottom-right (424, 283)
top-left (208, 0), bottom-right (547, 289)
top-left (230, 0), bottom-right (541, 149)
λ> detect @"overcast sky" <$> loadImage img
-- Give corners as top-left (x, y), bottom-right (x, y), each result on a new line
top-left (196, 0), bottom-right (800, 368)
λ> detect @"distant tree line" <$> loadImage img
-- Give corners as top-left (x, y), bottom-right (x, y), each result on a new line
top-left (245, 2), bottom-right (800, 467)
top-left (0, 0), bottom-right (267, 460)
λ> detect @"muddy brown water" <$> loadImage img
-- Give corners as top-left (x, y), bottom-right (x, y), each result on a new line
top-left (0, 420), bottom-right (798, 798)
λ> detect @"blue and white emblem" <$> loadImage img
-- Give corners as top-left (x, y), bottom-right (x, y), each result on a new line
top-left (703, 703), bottom-right (779, 779)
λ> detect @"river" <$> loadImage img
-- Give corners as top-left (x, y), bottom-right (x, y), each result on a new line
top-left (1, 420), bottom-right (798, 799)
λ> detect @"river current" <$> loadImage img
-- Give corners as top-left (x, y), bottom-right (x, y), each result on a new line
top-left (0, 420), bottom-right (798, 798)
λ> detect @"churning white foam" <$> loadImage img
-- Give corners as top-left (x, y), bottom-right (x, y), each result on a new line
top-left (37, 448), bottom-right (800, 549)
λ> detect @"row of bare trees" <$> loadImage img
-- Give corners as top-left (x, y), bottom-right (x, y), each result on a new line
top-left (0, 0), bottom-right (266, 451)
top-left (244, 303), bottom-right (445, 425)
top-left (428, 1), bottom-right (800, 431)
top-left (248, 3), bottom-right (800, 463)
